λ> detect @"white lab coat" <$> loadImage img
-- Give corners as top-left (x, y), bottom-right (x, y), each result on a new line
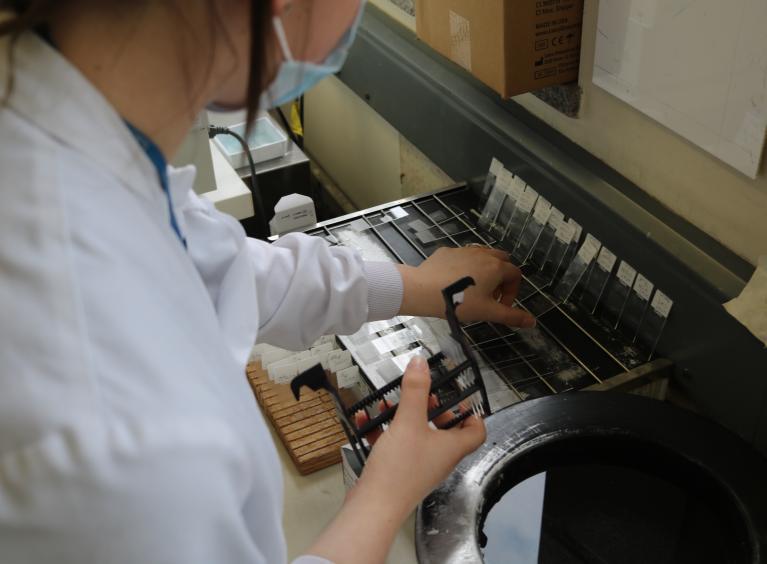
top-left (0, 31), bottom-right (403, 563)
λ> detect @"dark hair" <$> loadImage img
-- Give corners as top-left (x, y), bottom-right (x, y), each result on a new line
top-left (0, 0), bottom-right (273, 126)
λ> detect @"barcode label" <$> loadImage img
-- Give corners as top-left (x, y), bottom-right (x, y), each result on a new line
top-left (555, 221), bottom-right (576, 244)
top-left (310, 342), bottom-right (335, 355)
top-left (408, 219), bottom-right (430, 232)
top-left (327, 350), bottom-right (353, 373)
top-left (577, 237), bottom-right (600, 263)
top-left (517, 187), bottom-right (538, 213)
top-left (617, 261), bottom-right (637, 287)
top-left (489, 157), bottom-right (504, 176)
top-left (388, 206), bottom-right (408, 219)
top-left (269, 362), bottom-right (298, 384)
top-left (336, 365), bottom-right (361, 389)
top-left (497, 169), bottom-right (515, 196)
top-left (294, 350), bottom-right (314, 362)
top-left (651, 290), bottom-right (673, 317)
top-left (297, 357), bottom-right (320, 374)
top-left (633, 274), bottom-right (654, 301)
top-left (510, 175), bottom-right (527, 199)
top-left (583, 233), bottom-right (602, 253)
top-left (532, 198), bottom-right (552, 224)
top-left (262, 349), bottom-right (292, 368)
top-left (596, 247), bottom-right (617, 271)
top-left (416, 230), bottom-right (439, 244)
top-left (568, 219), bottom-right (582, 243)
top-left (548, 208), bottom-right (565, 231)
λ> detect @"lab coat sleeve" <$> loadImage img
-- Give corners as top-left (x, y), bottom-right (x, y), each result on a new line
top-left (249, 233), bottom-right (403, 350)
top-left (170, 167), bottom-right (402, 354)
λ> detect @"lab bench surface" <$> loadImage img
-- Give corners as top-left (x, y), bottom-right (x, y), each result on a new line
top-left (271, 423), bottom-right (418, 563)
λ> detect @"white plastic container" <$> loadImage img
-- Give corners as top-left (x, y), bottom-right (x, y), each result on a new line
top-left (212, 115), bottom-right (289, 170)
top-left (269, 193), bottom-right (317, 236)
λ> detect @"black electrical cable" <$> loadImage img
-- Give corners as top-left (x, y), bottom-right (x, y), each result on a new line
top-left (208, 125), bottom-right (269, 238)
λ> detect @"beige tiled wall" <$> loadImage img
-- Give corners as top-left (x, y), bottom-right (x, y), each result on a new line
top-left (304, 77), bottom-right (451, 210)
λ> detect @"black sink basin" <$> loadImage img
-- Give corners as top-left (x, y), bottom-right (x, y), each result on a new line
top-left (416, 393), bottom-right (767, 563)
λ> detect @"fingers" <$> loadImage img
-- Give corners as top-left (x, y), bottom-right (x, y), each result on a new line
top-left (500, 306), bottom-right (537, 328)
top-left (465, 245), bottom-right (512, 265)
top-left (464, 249), bottom-right (523, 304)
top-left (395, 355), bottom-right (432, 428)
top-left (354, 400), bottom-right (388, 445)
top-left (481, 258), bottom-right (522, 302)
top-left (477, 247), bottom-right (511, 263)
top-left (498, 262), bottom-right (522, 299)
top-left (428, 394), bottom-right (455, 428)
top-left (354, 410), bottom-right (383, 445)
top-left (478, 260), bottom-right (534, 327)
top-left (473, 299), bottom-right (536, 327)
top-left (499, 277), bottom-right (524, 307)
top-left (452, 412), bottom-right (487, 453)
top-left (388, 354), bottom-right (486, 463)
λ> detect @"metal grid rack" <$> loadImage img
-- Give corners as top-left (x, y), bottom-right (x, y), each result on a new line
top-left (302, 184), bottom-right (668, 410)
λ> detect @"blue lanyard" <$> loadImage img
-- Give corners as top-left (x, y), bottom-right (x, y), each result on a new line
top-left (124, 122), bottom-right (187, 249)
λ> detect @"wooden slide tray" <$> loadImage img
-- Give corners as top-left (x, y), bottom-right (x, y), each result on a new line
top-left (246, 362), bottom-right (347, 475)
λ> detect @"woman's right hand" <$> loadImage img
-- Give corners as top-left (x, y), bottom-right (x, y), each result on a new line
top-left (351, 355), bottom-right (487, 522)
top-left (305, 356), bottom-right (485, 563)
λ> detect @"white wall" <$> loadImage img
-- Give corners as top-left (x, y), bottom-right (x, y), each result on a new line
top-left (513, 0), bottom-right (767, 265)
top-left (309, 0), bottom-right (767, 265)
top-left (304, 76), bottom-right (451, 210)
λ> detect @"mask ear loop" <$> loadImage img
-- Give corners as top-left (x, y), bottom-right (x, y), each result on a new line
top-left (272, 17), bottom-right (295, 61)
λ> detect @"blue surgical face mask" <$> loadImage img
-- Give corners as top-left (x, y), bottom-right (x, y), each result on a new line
top-left (260, 0), bottom-right (366, 110)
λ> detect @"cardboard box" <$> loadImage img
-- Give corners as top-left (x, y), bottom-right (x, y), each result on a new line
top-left (416, 0), bottom-right (583, 97)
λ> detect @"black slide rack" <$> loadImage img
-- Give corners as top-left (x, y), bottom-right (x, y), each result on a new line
top-left (299, 183), bottom-right (673, 412)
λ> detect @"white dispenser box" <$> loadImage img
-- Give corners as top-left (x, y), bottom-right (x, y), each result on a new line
top-left (269, 193), bottom-right (317, 236)
top-left (213, 115), bottom-right (289, 170)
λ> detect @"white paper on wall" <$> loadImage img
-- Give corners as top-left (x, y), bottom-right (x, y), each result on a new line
top-left (593, 0), bottom-right (767, 178)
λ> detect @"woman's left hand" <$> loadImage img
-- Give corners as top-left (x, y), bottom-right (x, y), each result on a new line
top-left (397, 246), bottom-right (536, 328)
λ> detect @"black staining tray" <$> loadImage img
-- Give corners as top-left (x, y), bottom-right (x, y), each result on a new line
top-left (305, 186), bottom-right (657, 408)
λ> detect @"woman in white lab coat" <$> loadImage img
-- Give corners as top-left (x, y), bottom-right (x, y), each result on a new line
top-left (0, 1), bottom-right (535, 562)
